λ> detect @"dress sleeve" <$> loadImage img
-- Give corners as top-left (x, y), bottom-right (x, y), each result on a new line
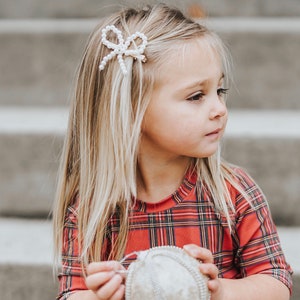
top-left (232, 168), bottom-right (293, 294)
top-left (56, 203), bottom-right (87, 300)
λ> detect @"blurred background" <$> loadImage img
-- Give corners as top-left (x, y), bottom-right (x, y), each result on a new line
top-left (0, 0), bottom-right (299, 299)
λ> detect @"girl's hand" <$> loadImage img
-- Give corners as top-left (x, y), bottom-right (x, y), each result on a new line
top-left (183, 244), bottom-right (224, 300)
top-left (85, 261), bottom-right (126, 300)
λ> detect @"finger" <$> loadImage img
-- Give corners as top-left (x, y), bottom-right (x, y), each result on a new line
top-left (207, 279), bottom-right (222, 299)
top-left (95, 274), bottom-right (123, 300)
top-left (207, 280), bottom-right (220, 293)
top-left (183, 244), bottom-right (214, 263)
top-left (199, 263), bottom-right (219, 279)
top-left (110, 284), bottom-right (126, 300)
top-left (87, 261), bottom-right (122, 275)
top-left (85, 270), bottom-right (115, 291)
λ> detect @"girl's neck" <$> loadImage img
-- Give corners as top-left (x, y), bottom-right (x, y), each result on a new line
top-left (136, 155), bottom-right (192, 203)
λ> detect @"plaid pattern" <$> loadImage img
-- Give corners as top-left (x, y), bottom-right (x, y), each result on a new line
top-left (57, 168), bottom-right (293, 299)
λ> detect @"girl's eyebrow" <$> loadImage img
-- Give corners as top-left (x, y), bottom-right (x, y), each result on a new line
top-left (182, 73), bottom-right (225, 91)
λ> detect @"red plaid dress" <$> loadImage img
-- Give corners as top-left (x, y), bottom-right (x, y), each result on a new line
top-left (57, 167), bottom-right (293, 299)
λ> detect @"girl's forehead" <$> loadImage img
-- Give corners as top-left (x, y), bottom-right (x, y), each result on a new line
top-left (156, 37), bottom-right (221, 71)
top-left (153, 38), bottom-right (223, 85)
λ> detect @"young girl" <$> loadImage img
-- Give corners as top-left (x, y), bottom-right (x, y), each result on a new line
top-left (53, 4), bottom-right (293, 300)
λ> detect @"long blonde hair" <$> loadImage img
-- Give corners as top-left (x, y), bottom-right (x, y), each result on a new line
top-left (53, 3), bottom-right (247, 267)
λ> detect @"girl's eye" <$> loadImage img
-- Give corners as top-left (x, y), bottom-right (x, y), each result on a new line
top-left (217, 88), bottom-right (229, 96)
top-left (186, 92), bottom-right (205, 102)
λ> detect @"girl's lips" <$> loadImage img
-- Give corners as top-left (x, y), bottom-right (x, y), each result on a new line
top-left (206, 128), bottom-right (221, 136)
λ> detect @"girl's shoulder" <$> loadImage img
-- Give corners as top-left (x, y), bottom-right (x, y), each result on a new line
top-left (229, 165), bottom-right (257, 190)
top-left (225, 165), bottom-right (267, 211)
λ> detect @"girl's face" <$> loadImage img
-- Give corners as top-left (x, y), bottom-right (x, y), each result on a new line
top-left (141, 39), bottom-right (228, 161)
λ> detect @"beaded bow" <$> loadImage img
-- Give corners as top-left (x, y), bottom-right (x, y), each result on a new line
top-left (99, 25), bottom-right (148, 75)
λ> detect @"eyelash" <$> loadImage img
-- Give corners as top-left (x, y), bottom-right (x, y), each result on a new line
top-left (218, 88), bottom-right (229, 96)
top-left (187, 92), bottom-right (205, 102)
top-left (186, 88), bottom-right (229, 102)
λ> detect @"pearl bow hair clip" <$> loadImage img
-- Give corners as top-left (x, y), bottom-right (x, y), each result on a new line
top-left (99, 25), bottom-right (148, 75)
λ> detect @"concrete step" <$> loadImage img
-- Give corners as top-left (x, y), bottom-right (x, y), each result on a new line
top-left (1, 0), bottom-right (300, 18)
top-left (0, 107), bottom-right (67, 217)
top-left (0, 18), bottom-right (300, 109)
top-left (0, 107), bottom-right (299, 225)
top-left (0, 218), bottom-right (299, 300)
top-left (224, 110), bottom-right (300, 225)
top-left (0, 218), bottom-right (57, 300)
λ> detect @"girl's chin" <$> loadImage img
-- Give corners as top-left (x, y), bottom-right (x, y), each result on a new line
top-left (192, 144), bottom-right (220, 159)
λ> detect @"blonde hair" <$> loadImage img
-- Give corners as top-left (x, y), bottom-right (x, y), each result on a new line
top-left (53, 3), bottom-right (248, 268)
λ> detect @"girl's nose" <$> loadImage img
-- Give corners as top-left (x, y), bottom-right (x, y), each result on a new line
top-left (209, 95), bottom-right (227, 120)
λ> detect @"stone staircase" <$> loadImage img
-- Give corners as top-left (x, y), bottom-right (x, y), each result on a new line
top-left (0, 0), bottom-right (299, 299)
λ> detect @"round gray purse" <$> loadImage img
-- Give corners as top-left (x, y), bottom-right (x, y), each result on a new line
top-left (124, 246), bottom-right (210, 300)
